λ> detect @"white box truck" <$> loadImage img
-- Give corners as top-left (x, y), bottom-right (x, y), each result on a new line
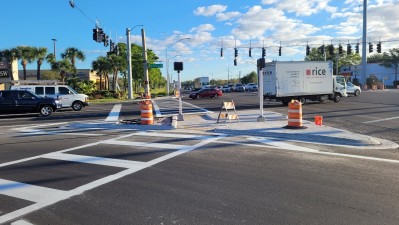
top-left (262, 61), bottom-right (347, 105)
top-left (10, 80), bottom-right (90, 111)
top-left (193, 77), bottom-right (210, 90)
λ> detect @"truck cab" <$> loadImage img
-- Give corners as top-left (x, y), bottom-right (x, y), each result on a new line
top-left (332, 75), bottom-right (348, 102)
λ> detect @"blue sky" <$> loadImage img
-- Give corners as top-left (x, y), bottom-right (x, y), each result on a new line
top-left (2, 0), bottom-right (399, 81)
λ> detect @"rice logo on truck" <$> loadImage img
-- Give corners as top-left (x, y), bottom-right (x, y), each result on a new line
top-left (306, 67), bottom-right (326, 76)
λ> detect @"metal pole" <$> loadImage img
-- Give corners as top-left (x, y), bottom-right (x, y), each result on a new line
top-left (126, 28), bottom-right (133, 99)
top-left (177, 70), bottom-right (184, 121)
top-left (166, 46), bottom-right (169, 96)
top-left (51, 39), bottom-right (57, 60)
top-left (257, 62), bottom-right (265, 122)
top-left (141, 28), bottom-right (150, 98)
top-left (361, 0), bottom-right (367, 85)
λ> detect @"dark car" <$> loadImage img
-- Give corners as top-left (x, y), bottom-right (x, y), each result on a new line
top-left (189, 88), bottom-right (222, 99)
top-left (0, 90), bottom-right (62, 116)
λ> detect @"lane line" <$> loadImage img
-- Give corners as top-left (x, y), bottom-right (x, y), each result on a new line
top-left (249, 137), bottom-right (399, 164)
top-left (104, 104), bottom-right (122, 122)
top-left (103, 140), bottom-right (187, 149)
top-left (363, 116), bottom-right (399, 124)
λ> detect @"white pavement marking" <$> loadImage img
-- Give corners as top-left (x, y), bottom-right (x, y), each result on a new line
top-left (103, 140), bottom-right (187, 149)
top-left (249, 137), bottom-right (399, 164)
top-left (134, 131), bottom-right (214, 139)
top-left (363, 116), bottom-right (399, 124)
top-left (0, 131), bottom-right (226, 224)
top-left (104, 104), bottom-right (122, 122)
top-left (11, 220), bottom-right (34, 225)
top-left (0, 179), bottom-right (68, 203)
top-left (43, 152), bottom-right (147, 169)
top-left (151, 100), bottom-right (162, 117)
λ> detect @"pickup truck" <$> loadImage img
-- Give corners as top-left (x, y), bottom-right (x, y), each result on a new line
top-left (0, 90), bottom-right (62, 116)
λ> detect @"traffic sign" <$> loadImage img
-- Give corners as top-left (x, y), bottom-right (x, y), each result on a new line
top-left (149, 64), bottom-right (163, 68)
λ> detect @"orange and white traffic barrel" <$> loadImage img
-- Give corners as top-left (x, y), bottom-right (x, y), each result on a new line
top-left (140, 100), bottom-right (153, 125)
top-left (285, 100), bottom-right (307, 129)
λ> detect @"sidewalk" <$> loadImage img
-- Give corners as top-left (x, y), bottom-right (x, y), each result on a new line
top-left (173, 109), bottom-right (398, 150)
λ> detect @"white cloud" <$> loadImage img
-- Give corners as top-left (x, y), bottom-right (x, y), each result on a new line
top-left (261, 0), bottom-right (336, 16)
top-left (216, 11), bottom-right (241, 21)
top-left (190, 24), bottom-right (215, 33)
top-left (194, 5), bottom-right (227, 16)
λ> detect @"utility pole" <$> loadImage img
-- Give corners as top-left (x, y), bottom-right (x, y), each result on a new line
top-left (361, 0), bottom-right (367, 85)
top-left (126, 28), bottom-right (133, 99)
top-left (141, 28), bottom-right (150, 98)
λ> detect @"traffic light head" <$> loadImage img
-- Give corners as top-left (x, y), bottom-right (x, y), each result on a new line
top-left (377, 42), bottom-right (382, 53)
top-left (234, 59), bottom-right (237, 66)
top-left (103, 34), bottom-right (109, 47)
top-left (355, 43), bottom-right (359, 53)
top-left (220, 48), bottom-right (223, 57)
top-left (249, 48), bottom-right (252, 57)
top-left (234, 48), bottom-right (238, 58)
top-left (306, 45), bottom-right (310, 56)
top-left (279, 47), bottom-right (282, 56)
top-left (338, 44), bottom-right (343, 54)
top-left (347, 44), bottom-right (352, 54)
top-left (328, 45), bottom-right (334, 55)
top-left (262, 47), bottom-right (266, 58)
top-left (369, 43), bottom-right (373, 53)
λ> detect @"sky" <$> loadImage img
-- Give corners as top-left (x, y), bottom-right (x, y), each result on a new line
top-left (2, 0), bottom-right (399, 82)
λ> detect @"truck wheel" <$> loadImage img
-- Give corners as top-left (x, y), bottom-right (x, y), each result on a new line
top-left (334, 94), bottom-right (341, 102)
top-left (40, 105), bottom-right (53, 116)
top-left (72, 101), bottom-right (83, 111)
top-left (299, 97), bottom-right (306, 105)
top-left (354, 90), bottom-right (360, 96)
top-left (282, 100), bottom-right (289, 106)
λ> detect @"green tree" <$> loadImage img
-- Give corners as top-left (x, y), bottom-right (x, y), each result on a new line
top-left (34, 47), bottom-right (48, 80)
top-left (61, 47), bottom-right (85, 75)
top-left (241, 71), bottom-right (258, 84)
top-left (379, 48), bottom-right (399, 85)
top-left (92, 56), bottom-right (111, 90)
top-left (16, 46), bottom-right (36, 80)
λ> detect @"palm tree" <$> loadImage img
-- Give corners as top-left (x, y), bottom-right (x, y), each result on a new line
top-left (92, 56), bottom-right (110, 90)
top-left (50, 59), bottom-right (73, 82)
top-left (107, 54), bottom-right (124, 91)
top-left (0, 48), bottom-right (20, 81)
top-left (16, 46), bottom-right (36, 80)
top-left (34, 47), bottom-right (48, 80)
top-left (61, 47), bottom-right (85, 75)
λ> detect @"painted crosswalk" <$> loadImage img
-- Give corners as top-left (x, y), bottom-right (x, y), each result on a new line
top-left (0, 131), bottom-right (226, 224)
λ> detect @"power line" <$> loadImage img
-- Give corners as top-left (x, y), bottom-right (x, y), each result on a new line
top-left (68, 0), bottom-right (98, 26)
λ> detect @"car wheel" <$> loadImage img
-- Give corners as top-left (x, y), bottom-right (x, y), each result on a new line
top-left (354, 89), bottom-right (360, 96)
top-left (40, 105), bottom-right (53, 116)
top-left (299, 97), bottom-right (306, 105)
top-left (72, 101), bottom-right (83, 111)
top-left (214, 94), bottom-right (219, 98)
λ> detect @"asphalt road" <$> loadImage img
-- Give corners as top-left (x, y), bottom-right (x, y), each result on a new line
top-left (0, 90), bottom-right (398, 225)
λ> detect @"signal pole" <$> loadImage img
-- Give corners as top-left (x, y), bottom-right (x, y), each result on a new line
top-left (361, 0), bottom-right (367, 85)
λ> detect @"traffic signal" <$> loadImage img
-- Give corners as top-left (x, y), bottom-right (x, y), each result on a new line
top-left (234, 48), bottom-right (238, 58)
top-left (103, 34), bottom-right (109, 47)
top-left (377, 42), bottom-right (382, 53)
top-left (338, 44), bottom-right (343, 54)
top-left (306, 45), bottom-right (310, 56)
top-left (249, 48), bottom-right (252, 57)
top-left (234, 59), bottom-right (237, 66)
top-left (328, 45), bottom-right (334, 55)
top-left (369, 43), bottom-right (373, 53)
top-left (319, 45), bottom-right (325, 55)
top-left (110, 40), bottom-right (115, 52)
top-left (262, 47), bottom-right (266, 58)
top-left (220, 48), bottom-right (223, 57)
top-left (93, 28), bottom-right (103, 42)
top-left (355, 43), bottom-right (359, 53)
top-left (347, 44), bottom-right (352, 54)
top-left (279, 46), bottom-right (282, 56)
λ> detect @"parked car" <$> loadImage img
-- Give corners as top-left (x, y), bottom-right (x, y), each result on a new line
top-left (246, 83), bottom-right (258, 92)
top-left (346, 82), bottom-right (361, 96)
top-left (0, 90), bottom-right (62, 116)
top-left (221, 85), bottom-right (231, 93)
top-left (189, 88), bottom-right (222, 99)
top-left (234, 84), bottom-right (245, 92)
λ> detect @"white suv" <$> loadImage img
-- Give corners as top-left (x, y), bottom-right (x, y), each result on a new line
top-left (346, 82), bottom-right (361, 96)
top-left (10, 84), bottom-right (89, 111)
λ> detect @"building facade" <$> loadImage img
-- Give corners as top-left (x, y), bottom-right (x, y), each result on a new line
top-left (340, 63), bottom-right (397, 87)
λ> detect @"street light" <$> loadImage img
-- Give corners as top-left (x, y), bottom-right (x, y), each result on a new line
top-left (51, 39), bottom-right (57, 60)
top-left (126, 25), bottom-right (143, 99)
top-left (165, 37), bottom-right (190, 96)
